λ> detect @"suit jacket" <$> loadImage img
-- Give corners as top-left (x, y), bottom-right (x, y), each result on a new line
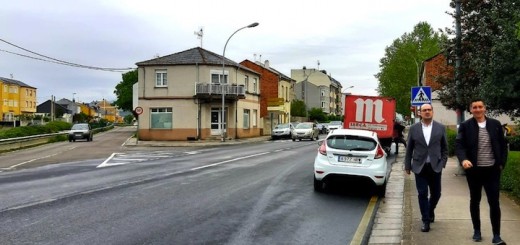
top-left (455, 117), bottom-right (508, 169)
top-left (404, 120), bottom-right (448, 174)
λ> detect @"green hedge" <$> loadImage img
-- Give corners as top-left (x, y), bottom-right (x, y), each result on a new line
top-left (0, 121), bottom-right (72, 139)
top-left (507, 135), bottom-right (520, 151)
top-left (501, 151), bottom-right (520, 200)
top-left (447, 128), bottom-right (457, 157)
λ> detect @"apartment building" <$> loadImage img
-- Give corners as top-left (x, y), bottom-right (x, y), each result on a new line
top-left (291, 68), bottom-right (343, 115)
top-left (0, 77), bottom-right (37, 121)
top-left (240, 59), bottom-right (295, 135)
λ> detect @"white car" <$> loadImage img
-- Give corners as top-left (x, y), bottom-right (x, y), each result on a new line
top-left (271, 123), bottom-right (294, 140)
top-left (313, 129), bottom-right (389, 196)
top-left (327, 121), bottom-right (343, 131)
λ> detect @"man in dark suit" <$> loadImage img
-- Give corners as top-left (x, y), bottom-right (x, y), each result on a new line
top-left (404, 103), bottom-right (448, 232)
top-left (456, 99), bottom-right (508, 244)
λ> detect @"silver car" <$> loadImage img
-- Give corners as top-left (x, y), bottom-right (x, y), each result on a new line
top-left (271, 123), bottom-right (294, 140)
top-left (292, 122), bottom-right (319, 141)
top-left (68, 123), bottom-right (93, 142)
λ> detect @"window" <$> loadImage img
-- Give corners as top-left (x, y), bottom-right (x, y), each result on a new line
top-left (252, 109), bottom-right (257, 127)
top-left (211, 70), bottom-right (228, 84)
top-left (3, 99), bottom-right (7, 106)
top-left (26, 101), bottom-right (29, 107)
top-left (150, 107), bottom-right (172, 129)
top-left (244, 75), bottom-right (249, 91)
top-left (321, 89), bottom-right (325, 96)
top-left (26, 89), bottom-right (29, 96)
top-left (243, 109), bottom-right (250, 128)
top-left (321, 101), bottom-right (326, 108)
top-left (253, 78), bottom-right (258, 93)
top-left (155, 70), bottom-right (167, 87)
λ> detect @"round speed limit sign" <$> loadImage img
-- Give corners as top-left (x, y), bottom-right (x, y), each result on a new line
top-left (134, 106), bottom-right (143, 115)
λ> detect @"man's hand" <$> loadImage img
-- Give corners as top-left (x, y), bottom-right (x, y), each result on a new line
top-left (405, 169), bottom-right (410, 175)
top-left (462, 160), bottom-right (473, 169)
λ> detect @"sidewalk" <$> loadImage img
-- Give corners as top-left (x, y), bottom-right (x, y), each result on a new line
top-left (402, 157), bottom-right (520, 244)
top-left (124, 135), bottom-right (272, 147)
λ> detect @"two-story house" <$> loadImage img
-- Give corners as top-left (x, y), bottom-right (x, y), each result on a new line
top-left (135, 47), bottom-right (262, 141)
top-left (0, 77), bottom-right (37, 121)
top-left (239, 60), bottom-right (295, 135)
top-left (291, 68), bottom-right (343, 116)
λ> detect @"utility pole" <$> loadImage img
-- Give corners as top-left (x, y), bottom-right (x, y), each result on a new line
top-left (455, 0), bottom-right (464, 125)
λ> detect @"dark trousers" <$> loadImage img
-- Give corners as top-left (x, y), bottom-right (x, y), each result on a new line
top-left (465, 166), bottom-right (502, 235)
top-left (414, 163), bottom-right (442, 222)
top-left (394, 136), bottom-right (407, 154)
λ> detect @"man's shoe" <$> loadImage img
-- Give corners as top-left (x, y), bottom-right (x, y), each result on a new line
top-left (492, 235), bottom-right (506, 245)
top-left (472, 230), bottom-right (482, 242)
top-left (421, 222), bottom-right (430, 232)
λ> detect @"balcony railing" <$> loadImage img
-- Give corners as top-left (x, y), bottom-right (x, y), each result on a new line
top-left (195, 83), bottom-right (245, 97)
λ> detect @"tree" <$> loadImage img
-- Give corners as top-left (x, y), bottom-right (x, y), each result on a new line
top-left (308, 108), bottom-right (326, 122)
top-left (438, 0), bottom-right (520, 116)
top-left (375, 22), bottom-right (447, 116)
top-left (291, 99), bottom-right (307, 117)
top-left (113, 69), bottom-right (138, 111)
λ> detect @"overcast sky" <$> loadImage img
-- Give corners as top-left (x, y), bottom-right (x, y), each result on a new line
top-left (1, 0), bottom-right (454, 105)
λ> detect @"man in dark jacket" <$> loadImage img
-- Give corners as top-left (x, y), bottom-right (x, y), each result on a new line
top-left (456, 98), bottom-right (508, 244)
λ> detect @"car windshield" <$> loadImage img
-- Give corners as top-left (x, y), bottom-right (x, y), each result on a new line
top-left (72, 124), bottom-right (89, 130)
top-left (274, 123), bottom-right (290, 129)
top-left (329, 121), bottom-right (342, 125)
top-left (296, 123), bottom-right (312, 129)
top-left (326, 135), bottom-right (376, 151)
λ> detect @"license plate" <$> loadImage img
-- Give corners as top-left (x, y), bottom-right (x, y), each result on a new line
top-left (338, 156), bottom-right (361, 163)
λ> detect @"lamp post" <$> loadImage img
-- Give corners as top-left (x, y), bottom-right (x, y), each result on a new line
top-left (221, 22), bottom-right (259, 142)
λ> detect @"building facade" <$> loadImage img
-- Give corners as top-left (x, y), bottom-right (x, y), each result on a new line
top-left (135, 47), bottom-right (262, 141)
top-left (240, 59), bottom-right (295, 135)
top-left (0, 77), bottom-right (37, 121)
top-left (291, 68), bottom-right (343, 116)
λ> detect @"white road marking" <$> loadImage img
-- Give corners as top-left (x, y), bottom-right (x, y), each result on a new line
top-left (5, 146), bottom-right (77, 170)
top-left (189, 152), bottom-right (270, 171)
top-left (96, 153), bottom-right (120, 168)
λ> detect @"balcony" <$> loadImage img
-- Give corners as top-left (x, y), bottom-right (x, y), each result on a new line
top-left (194, 83), bottom-right (246, 100)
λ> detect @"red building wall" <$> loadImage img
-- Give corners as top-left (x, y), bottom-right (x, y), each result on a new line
top-left (240, 60), bottom-right (280, 117)
top-left (423, 53), bottom-right (454, 90)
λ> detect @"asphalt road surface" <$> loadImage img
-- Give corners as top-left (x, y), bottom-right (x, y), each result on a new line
top-left (0, 127), bottom-right (381, 244)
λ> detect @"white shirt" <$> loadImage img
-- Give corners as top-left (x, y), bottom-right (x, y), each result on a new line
top-left (422, 121), bottom-right (433, 163)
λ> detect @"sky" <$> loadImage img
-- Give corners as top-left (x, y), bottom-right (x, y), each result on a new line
top-left (1, 0), bottom-right (454, 105)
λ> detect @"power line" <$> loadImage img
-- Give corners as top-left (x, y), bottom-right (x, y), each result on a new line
top-left (0, 38), bottom-right (135, 72)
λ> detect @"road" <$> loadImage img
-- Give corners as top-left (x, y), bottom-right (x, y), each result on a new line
top-left (0, 127), bottom-right (393, 244)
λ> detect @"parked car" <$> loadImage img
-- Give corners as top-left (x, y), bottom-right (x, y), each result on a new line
top-left (292, 122), bottom-right (319, 141)
top-left (313, 128), bottom-right (389, 196)
top-left (68, 123), bottom-right (93, 142)
top-left (271, 123), bottom-right (294, 140)
top-left (327, 121), bottom-right (343, 131)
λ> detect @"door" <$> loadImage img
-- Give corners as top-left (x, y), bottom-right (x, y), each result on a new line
top-left (211, 108), bottom-right (227, 136)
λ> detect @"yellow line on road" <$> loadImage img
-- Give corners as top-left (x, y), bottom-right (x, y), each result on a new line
top-left (350, 195), bottom-right (378, 245)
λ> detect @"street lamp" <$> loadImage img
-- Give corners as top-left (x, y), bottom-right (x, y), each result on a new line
top-left (341, 85), bottom-right (354, 94)
top-left (221, 22), bottom-right (259, 142)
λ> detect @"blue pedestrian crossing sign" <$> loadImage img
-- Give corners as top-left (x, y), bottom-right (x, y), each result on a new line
top-left (411, 86), bottom-right (432, 106)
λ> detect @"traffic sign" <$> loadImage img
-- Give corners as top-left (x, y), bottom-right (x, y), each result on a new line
top-left (134, 106), bottom-right (143, 115)
top-left (411, 86), bottom-right (432, 106)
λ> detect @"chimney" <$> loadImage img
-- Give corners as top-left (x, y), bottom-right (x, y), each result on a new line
top-left (264, 60), bottom-right (270, 68)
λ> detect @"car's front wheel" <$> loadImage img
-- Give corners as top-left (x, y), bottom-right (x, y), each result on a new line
top-left (314, 177), bottom-right (324, 192)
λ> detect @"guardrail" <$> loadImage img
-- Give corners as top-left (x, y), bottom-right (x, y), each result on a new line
top-left (0, 125), bottom-right (114, 152)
